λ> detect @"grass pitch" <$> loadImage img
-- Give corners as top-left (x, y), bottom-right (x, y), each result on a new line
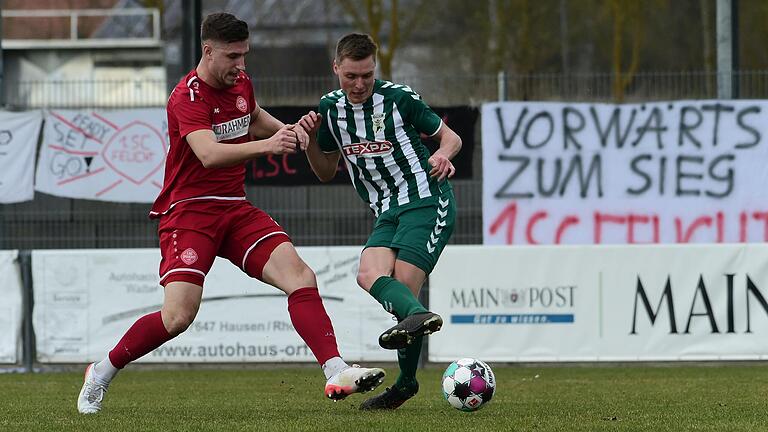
top-left (1, 364), bottom-right (767, 431)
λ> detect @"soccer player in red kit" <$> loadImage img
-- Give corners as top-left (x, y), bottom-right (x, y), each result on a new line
top-left (77, 13), bottom-right (384, 414)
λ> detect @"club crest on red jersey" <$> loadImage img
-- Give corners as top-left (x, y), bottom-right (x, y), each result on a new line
top-left (180, 248), bottom-right (198, 265)
top-left (236, 96), bottom-right (248, 113)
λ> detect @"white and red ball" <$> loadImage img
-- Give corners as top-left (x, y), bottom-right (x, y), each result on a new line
top-left (441, 358), bottom-right (496, 411)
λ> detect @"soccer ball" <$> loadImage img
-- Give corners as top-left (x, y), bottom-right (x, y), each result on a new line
top-left (441, 358), bottom-right (496, 411)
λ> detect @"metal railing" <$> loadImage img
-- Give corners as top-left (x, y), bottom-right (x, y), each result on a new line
top-left (7, 70), bottom-right (768, 109)
top-left (1, 8), bottom-right (161, 49)
top-left (7, 79), bottom-right (169, 109)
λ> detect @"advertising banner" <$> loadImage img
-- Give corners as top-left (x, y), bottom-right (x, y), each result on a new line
top-left (35, 109), bottom-right (167, 203)
top-left (32, 247), bottom-right (393, 363)
top-left (0, 251), bottom-right (22, 363)
top-left (483, 100), bottom-right (768, 244)
top-left (429, 244), bottom-right (768, 362)
top-left (0, 110), bottom-right (42, 203)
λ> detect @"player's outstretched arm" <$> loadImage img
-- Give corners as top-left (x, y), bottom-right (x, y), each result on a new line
top-left (427, 123), bottom-right (462, 181)
top-left (300, 111), bottom-right (340, 182)
top-left (186, 126), bottom-right (300, 168)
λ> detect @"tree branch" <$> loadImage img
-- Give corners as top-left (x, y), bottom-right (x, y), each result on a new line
top-left (337, 0), bottom-right (366, 31)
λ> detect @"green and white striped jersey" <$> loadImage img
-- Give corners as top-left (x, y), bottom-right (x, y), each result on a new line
top-left (317, 79), bottom-right (446, 216)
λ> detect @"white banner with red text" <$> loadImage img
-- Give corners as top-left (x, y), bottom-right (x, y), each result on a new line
top-left (429, 244), bottom-right (768, 362)
top-left (0, 251), bottom-right (23, 363)
top-left (34, 109), bottom-right (168, 203)
top-left (0, 110), bottom-right (42, 203)
top-left (483, 100), bottom-right (768, 244)
top-left (32, 247), bottom-right (394, 363)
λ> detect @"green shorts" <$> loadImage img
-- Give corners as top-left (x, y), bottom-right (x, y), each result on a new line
top-left (365, 188), bottom-right (456, 274)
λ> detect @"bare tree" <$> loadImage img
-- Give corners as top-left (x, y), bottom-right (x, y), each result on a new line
top-left (559, 0), bottom-right (570, 74)
top-left (609, 0), bottom-right (642, 102)
top-left (336, 0), bottom-right (429, 79)
top-left (700, 0), bottom-right (715, 97)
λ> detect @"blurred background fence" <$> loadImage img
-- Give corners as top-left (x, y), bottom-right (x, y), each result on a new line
top-left (3, 70), bottom-right (768, 250)
top-left (8, 70), bottom-right (768, 108)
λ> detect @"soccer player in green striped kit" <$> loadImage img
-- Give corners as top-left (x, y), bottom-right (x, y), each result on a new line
top-left (299, 33), bottom-right (462, 410)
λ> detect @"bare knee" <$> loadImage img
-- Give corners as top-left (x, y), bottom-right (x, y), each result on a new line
top-left (280, 257), bottom-right (317, 289)
top-left (263, 256), bottom-right (317, 293)
top-left (357, 266), bottom-right (387, 291)
top-left (162, 308), bottom-right (197, 336)
top-left (261, 243), bottom-right (319, 292)
top-left (356, 247), bottom-right (396, 291)
top-left (296, 262), bottom-right (317, 287)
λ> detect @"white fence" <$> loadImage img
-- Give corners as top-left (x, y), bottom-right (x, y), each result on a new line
top-left (5, 244), bottom-right (768, 366)
top-left (429, 244), bottom-right (768, 362)
top-left (31, 247), bottom-right (392, 363)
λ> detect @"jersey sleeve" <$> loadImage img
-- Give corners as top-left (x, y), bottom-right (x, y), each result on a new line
top-left (398, 88), bottom-right (442, 136)
top-left (317, 97), bottom-right (340, 153)
top-left (174, 95), bottom-right (212, 139)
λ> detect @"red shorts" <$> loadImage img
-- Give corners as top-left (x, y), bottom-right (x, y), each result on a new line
top-left (157, 199), bottom-right (290, 287)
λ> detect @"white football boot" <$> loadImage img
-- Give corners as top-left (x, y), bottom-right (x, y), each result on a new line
top-left (77, 363), bottom-right (109, 414)
top-left (324, 364), bottom-right (386, 401)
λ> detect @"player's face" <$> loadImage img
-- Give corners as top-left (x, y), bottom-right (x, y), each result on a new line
top-left (204, 39), bottom-right (249, 87)
top-left (334, 55), bottom-right (376, 104)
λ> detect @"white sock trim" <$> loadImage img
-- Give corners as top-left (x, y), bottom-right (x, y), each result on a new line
top-left (92, 357), bottom-right (119, 384)
top-left (322, 356), bottom-right (349, 380)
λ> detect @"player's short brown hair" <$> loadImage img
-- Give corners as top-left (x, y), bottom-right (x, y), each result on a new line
top-left (201, 13), bottom-right (249, 43)
top-left (335, 33), bottom-right (378, 62)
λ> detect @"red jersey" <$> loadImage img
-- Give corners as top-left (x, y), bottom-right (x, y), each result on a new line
top-left (150, 69), bottom-right (256, 217)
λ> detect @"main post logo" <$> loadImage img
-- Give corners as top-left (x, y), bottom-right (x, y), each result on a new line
top-left (449, 285), bottom-right (577, 325)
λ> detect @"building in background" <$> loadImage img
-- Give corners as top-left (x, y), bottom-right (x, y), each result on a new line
top-left (163, 0), bottom-right (355, 105)
top-left (2, 0), bottom-right (165, 108)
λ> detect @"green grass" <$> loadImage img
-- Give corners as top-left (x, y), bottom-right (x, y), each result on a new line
top-left (1, 364), bottom-right (767, 431)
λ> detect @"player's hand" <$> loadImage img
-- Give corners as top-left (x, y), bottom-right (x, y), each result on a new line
top-left (267, 125), bottom-right (299, 154)
top-left (428, 154), bottom-right (456, 181)
top-left (299, 111), bottom-right (323, 135)
top-left (287, 123), bottom-right (310, 151)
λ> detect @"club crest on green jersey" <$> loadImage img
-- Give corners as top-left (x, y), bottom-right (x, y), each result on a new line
top-left (372, 113), bottom-right (386, 134)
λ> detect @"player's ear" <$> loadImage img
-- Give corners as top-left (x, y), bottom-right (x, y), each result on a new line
top-left (202, 41), bottom-right (213, 58)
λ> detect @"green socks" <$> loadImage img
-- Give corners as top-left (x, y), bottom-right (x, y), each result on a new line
top-left (369, 276), bottom-right (426, 395)
top-left (369, 276), bottom-right (427, 320)
top-left (394, 336), bottom-right (422, 393)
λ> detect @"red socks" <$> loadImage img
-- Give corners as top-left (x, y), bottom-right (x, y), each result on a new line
top-left (108, 311), bottom-right (173, 369)
top-left (288, 287), bottom-right (340, 365)
top-left (107, 290), bottom-right (339, 368)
